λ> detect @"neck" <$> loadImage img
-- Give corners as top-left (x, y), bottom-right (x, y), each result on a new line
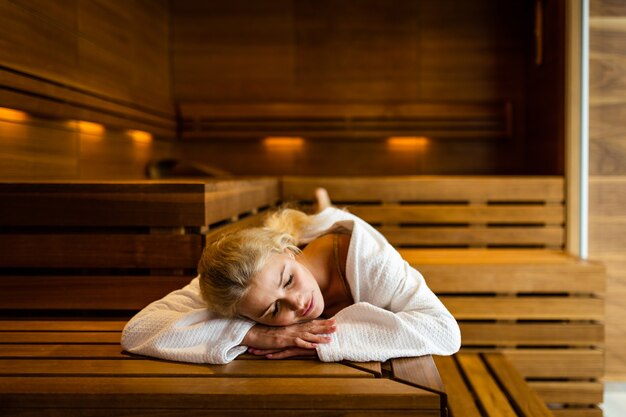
top-left (298, 237), bottom-right (345, 315)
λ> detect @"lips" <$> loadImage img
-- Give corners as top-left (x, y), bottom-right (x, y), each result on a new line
top-left (302, 294), bottom-right (314, 317)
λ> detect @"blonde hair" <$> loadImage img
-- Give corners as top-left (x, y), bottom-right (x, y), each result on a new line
top-left (198, 208), bottom-right (311, 317)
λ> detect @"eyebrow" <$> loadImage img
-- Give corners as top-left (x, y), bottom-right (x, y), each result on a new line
top-left (259, 264), bottom-right (286, 319)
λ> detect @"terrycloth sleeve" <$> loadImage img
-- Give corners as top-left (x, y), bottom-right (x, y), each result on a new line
top-left (121, 277), bottom-right (255, 364)
top-left (315, 212), bottom-right (461, 362)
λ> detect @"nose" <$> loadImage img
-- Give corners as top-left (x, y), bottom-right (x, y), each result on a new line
top-left (287, 292), bottom-right (307, 315)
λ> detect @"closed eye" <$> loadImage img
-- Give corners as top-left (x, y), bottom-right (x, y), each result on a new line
top-left (285, 274), bottom-right (293, 287)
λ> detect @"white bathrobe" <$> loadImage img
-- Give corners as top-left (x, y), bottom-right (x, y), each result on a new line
top-left (121, 207), bottom-right (461, 363)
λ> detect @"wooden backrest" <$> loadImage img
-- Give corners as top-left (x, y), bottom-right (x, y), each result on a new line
top-left (282, 176), bottom-right (565, 248)
top-left (0, 178), bottom-right (279, 311)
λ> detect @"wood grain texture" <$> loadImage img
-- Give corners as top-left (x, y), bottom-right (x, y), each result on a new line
top-left (282, 176), bottom-right (565, 202)
top-left (391, 356), bottom-right (445, 395)
top-left (432, 356), bottom-right (482, 417)
top-left (502, 349), bottom-right (604, 379)
top-left (0, 359), bottom-right (372, 378)
top-left (441, 296), bottom-right (603, 320)
top-left (0, 377), bottom-right (439, 410)
top-left (0, 234), bottom-right (202, 269)
top-left (484, 353), bottom-right (553, 417)
top-left (0, 276), bottom-right (194, 310)
top-left (530, 382), bottom-right (604, 405)
top-left (0, 0), bottom-right (174, 133)
top-left (589, 2), bottom-right (626, 382)
top-left (455, 353), bottom-right (518, 417)
top-left (458, 323), bottom-right (604, 346)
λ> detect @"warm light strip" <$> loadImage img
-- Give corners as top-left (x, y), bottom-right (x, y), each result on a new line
top-left (387, 136), bottom-right (429, 149)
top-left (76, 121), bottom-right (105, 135)
top-left (128, 130), bottom-right (153, 143)
top-left (0, 107), bottom-right (28, 122)
top-left (263, 137), bottom-right (305, 148)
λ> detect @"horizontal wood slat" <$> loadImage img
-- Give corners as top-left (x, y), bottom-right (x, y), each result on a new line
top-left (459, 323), bottom-right (604, 346)
top-left (0, 345), bottom-right (126, 359)
top-left (0, 276), bottom-right (194, 310)
top-left (180, 102), bottom-right (510, 140)
top-left (282, 176), bottom-right (564, 202)
top-left (503, 349), bottom-right (604, 379)
top-left (550, 408), bottom-right (603, 417)
top-left (0, 179), bottom-right (279, 227)
top-left (0, 235), bottom-right (202, 269)
top-left (0, 359), bottom-right (372, 378)
top-left (380, 226), bottom-right (564, 247)
top-left (0, 377), bottom-right (440, 410)
top-left (530, 382), bottom-right (604, 405)
top-left (350, 205), bottom-right (565, 224)
top-left (442, 297), bottom-right (604, 321)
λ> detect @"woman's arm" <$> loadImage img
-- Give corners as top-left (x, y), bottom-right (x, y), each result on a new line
top-left (121, 277), bottom-right (255, 364)
top-left (121, 277), bottom-right (337, 363)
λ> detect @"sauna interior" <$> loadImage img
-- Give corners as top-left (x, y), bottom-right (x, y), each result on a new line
top-left (1, 0), bottom-right (625, 416)
top-left (0, 0), bottom-right (566, 178)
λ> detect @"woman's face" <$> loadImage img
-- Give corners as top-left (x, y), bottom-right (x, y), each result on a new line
top-left (237, 251), bottom-right (325, 326)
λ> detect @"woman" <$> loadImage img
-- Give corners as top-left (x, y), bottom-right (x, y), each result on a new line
top-left (121, 189), bottom-right (460, 364)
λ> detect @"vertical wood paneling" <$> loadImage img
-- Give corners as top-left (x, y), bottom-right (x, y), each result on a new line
top-left (589, 1), bottom-right (626, 379)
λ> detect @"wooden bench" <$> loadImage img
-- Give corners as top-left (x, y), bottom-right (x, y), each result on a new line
top-left (283, 176), bottom-right (606, 417)
top-left (0, 178), bottom-right (444, 416)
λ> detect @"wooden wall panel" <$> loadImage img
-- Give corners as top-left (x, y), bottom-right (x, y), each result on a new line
top-left (0, 0), bottom-right (174, 136)
top-left (0, 114), bottom-right (174, 180)
top-left (589, 1), bottom-right (626, 380)
top-left (170, 0), bottom-right (547, 176)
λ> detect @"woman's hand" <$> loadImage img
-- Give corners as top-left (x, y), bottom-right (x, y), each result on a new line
top-left (248, 347), bottom-right (318, 360)
top-left (242, 318), bottom-right (336, 351)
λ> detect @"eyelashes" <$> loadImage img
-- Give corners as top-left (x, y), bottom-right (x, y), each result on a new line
top-left (272, 274), bottom-right (294, 317)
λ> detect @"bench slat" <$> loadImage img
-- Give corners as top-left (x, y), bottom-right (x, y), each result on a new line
top-left (530, 382), bottom-right (604, 405)
top-left (459, 323), bottom-right (604, 346)
top-left (433, 355), bottom-right (482, 417)
top-left (400, 249), bottom-right (576, 265)
top-left (503, 349), bottom-right (604, 379)
top-left (551, 409), bottom-right (603, 417)
top-left (0, 344), bottom-right (126, 358)
top-left (0, 182), bottom-right (207, 227)
top-left (0, 235), bottom-right (201, 268)
top-left (391, 356), bottom-right (446, 394)
top-left (421, 264), bottom-right (605, 294)
top-left (0, 179), bottom-right (279, 227)
top-left (0, 377), bottom-right (439, 410)
top-left (0, 332), bottom-right (122, 344)
top-left (0, 276), bottom-right (193, 310)
top-left (282, 177), bottom-right (564, 202)
top-left (456, 353), bottom-right (518, 417)
top-left (484, 353), bottom-right (553, 417)
top-left (351, 205), bottom-right (564, 224)
top-left (0, 359), bottom-right (372, 378)
top-left (442, 297), bottom-right (603, 320)
top-left (0, 321), bottom-right (126, 331)
top-left (380, 226), bottom-right (564, 247)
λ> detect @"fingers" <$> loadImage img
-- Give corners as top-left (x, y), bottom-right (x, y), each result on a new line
top-left (248, 348), bottom-right (283, 356)
top-left (295, 334), bottom-right (331, 348)
top-left (267, 348), bottom-right (317, 360)
top-left (298, 318), bottom-right (336, 335)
